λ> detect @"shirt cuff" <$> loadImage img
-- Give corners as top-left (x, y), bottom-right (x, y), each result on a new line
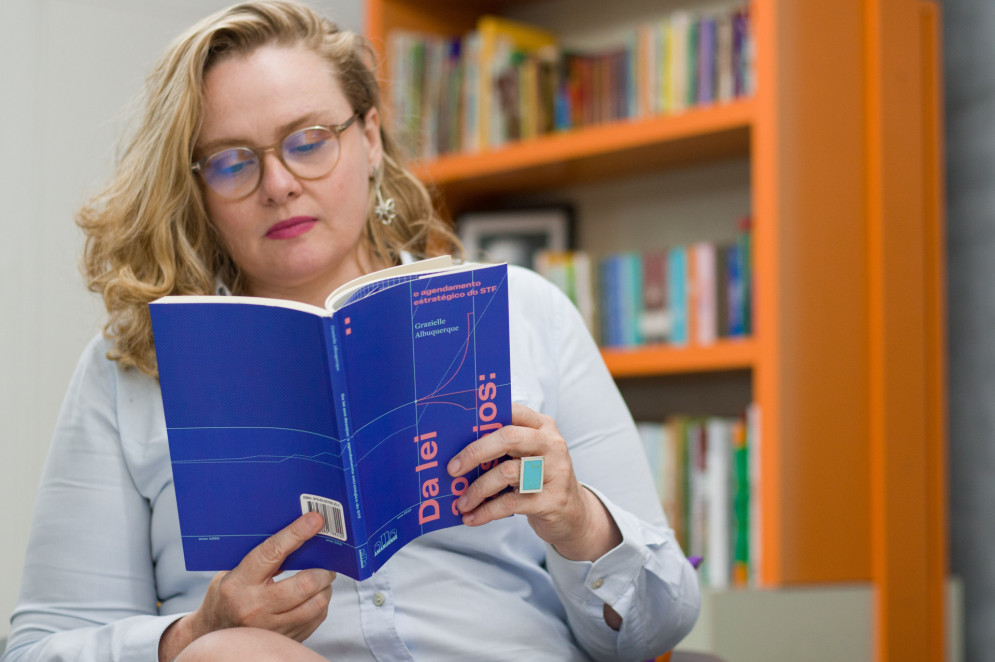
top-left (544, 484), bottom-right (672, 613)
top-left (126, 612), bottom-right (189, 662)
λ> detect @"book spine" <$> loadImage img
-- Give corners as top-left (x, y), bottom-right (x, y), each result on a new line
top-left (640, 251), bottom-right (669, 343)
top-left (726, 242), bottom-right (745, 337)
top-left (732, 417), bottom-right (751, 586)
top-left (747, 402), bottom-right (762, 586)
top-left (623, 252), bottom-right (644, 346)
top-left (686, 419), bottom-right (707, 578)
top-left (692, 242), bottom-right (717, 345)
top-left (738, 217), bottom-right (753, 335)
top-left (705, 417), bottom-right (731, 589)
top-left (326, 317), bottom-right (370, 577)
top-left (668, 246), bottom-right (689, 345)
top-left (715, 243), bottom-right (730, 338)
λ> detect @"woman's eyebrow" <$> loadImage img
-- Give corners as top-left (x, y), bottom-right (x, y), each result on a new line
top-left (196, 111), bottom-right (329, 154)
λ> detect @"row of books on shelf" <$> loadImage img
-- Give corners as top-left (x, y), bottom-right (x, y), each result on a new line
top-left (535, 219), bottom-right (753, 348)
top-left (637, 404), bottom-right (760, 588)
top-left (387, 5), bottom-right (755, 158)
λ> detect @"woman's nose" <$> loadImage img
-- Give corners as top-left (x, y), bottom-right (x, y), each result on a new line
top-left (258, 151), bottom-right (303, 204)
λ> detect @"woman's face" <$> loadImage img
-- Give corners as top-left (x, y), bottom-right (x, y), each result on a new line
top-left (197, 44), bottom-right (383, 305)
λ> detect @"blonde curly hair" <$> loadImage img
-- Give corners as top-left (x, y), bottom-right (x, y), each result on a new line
top-left (77, 0), bottom-right (460, 378)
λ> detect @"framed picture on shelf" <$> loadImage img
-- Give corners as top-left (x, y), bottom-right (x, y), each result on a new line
top-left (457, 206), bottom-right (574, 271)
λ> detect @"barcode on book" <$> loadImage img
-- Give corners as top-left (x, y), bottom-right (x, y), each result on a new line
top-left (300, 494), bottom-right (347, 541)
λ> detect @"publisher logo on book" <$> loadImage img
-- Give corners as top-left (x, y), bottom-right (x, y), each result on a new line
top-left (374, 529), bottom-right (399, 557)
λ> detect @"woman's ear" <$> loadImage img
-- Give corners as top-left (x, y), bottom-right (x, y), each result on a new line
top-left (361, 106), bottom-right (383, 173)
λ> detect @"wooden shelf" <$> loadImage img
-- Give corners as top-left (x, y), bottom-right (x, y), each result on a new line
top-left (411, 99), bottom-right (753, 208)
top-left (601, 338), bottom-right (756, 378)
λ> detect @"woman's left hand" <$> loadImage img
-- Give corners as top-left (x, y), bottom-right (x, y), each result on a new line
top-left (447, 403), bottom-right (622, 562)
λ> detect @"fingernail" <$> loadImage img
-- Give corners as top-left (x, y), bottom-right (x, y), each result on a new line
top-left (463, 513), bottom-right (476, 525)
top-left (447, 457), bottom-right (461, 475)
top-left (456, 496), bottom-right (466, 511)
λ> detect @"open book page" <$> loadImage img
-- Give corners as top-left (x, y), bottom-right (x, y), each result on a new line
top-left (324, 255), bottom-right (454, 311)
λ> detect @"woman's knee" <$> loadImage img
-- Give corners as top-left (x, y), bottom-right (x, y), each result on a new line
top-left (173, 627), bottom-right (325, 662)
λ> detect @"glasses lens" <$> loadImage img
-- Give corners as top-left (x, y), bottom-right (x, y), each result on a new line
top-left (203, 148), bottom-right (260, 198)
top-left (283, 127), bottom-right (338, 178)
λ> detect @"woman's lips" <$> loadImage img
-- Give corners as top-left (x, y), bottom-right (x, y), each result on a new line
top-left (266, 216), bottom-right (317, 239)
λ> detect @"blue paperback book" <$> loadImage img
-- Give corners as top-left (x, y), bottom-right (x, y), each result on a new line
top-left (149, 257), bottom-right (511, 580)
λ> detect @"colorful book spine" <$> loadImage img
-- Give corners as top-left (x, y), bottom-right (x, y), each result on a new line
top-left (747, 402), bottom-right (762, 586)
top-left (668, 245), bottom-right (689, 345)
top-left (726, 241), bottom-right (746, 337)
top-left (599, 255), bottom-right (625, 347)
top-left (621, 252), bottom-right (644, 346)
top-left (697, 16), bottom-right (717, 105)
top-left (738, 216), bottom-right (753, 335)
top-left (692, 242), bottom-right (717, 345)
top-left (731, 417), bottom-right (751, 586)
top-left (668, 11), bottom-right (689, 113)
top-left (640, 250), bottom-right (670, 343)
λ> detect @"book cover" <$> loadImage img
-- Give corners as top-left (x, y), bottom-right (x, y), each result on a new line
top-left (150, 259), bottom-right (511, 581)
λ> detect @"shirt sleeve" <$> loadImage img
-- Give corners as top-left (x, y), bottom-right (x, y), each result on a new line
top-left (1, 338), bottom-right (184, 662)
top-left (523, 272), bottom-right (701, 660)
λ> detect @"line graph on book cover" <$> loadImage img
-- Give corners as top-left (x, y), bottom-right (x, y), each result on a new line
top-left (167, 308), bottom-right (507, 470)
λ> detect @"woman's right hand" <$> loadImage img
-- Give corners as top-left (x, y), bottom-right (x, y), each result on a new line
top-left (159, 512), bottom-right (335, 661)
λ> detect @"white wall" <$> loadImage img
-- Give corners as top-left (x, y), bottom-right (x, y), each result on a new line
top-left (0, 0), bottom-right (362, 636)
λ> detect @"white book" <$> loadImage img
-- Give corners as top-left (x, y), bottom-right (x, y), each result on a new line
top-left (693, 242), bottom-right (718, 345)
top-left (705, 418), bottom-right (732, 589)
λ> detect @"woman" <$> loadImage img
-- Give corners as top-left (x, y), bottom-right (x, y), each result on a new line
top-left (2, 2), bottom-right (699, 661)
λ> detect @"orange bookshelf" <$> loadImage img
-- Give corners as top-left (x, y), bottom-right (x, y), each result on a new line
top-left (601, 339), bottom-right (756, 378)
top-left (411, 100), bottom-right (753, 204)
top-left (367, 1), bottom-right (947, 660)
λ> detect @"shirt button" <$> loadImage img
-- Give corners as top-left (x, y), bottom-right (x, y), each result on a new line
top-left (372, 592), bottom-right (386, 607)
top-left (592, 577), bottom-right (605, 589)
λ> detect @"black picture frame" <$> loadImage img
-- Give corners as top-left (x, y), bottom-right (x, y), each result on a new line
top-left (457, 206), bottom-right (574, 271)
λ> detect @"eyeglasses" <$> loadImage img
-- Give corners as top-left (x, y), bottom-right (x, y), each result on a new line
top-left (191, 113), bottom-right (359, 199)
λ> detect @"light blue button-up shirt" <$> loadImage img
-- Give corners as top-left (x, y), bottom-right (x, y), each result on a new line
top-left (3, 266), bottom-right (699, 662)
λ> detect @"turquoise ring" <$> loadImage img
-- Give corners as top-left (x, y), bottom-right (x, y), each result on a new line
top-left (519, 456), bottom-right (545, 493)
